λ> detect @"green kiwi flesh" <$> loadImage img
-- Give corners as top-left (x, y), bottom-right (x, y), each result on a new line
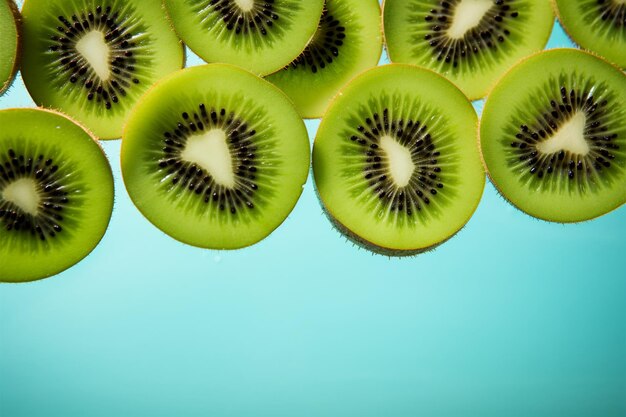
top-left (383, 0), bottom-right (554, 100)
top-left (266, 0), bottom-right (383, 118)
top-left (121, 64), bottom-right (310, 249)
top-left (0, 0), bottom-right (20, 96)
top-left (20, 0), bottom-right (184, 139)
top-left (313, 64), bottom-right (485, 255)
top-left (554, 0), bottom-right (626, 68)
top-left (480, 49), bottom-right (626, 222)
top-left (0, 108), bottom-right (114, 283)
top-left (164, 0), bottom-right (325, 76)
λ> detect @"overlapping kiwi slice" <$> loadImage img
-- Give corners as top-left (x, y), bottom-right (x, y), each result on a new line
top-left (481, 49), bottom-right (626, 222)
top-left (164, 0), bottom-right (325, 76)
top-left (122, 64), bottom-right (310, 249)
top-left (383, 0), bottom-right (554, 100)
top-left (20, 0), bottom-right (184, 140)
top-left (554, 0), bottom-right (626, 68)
top-left (0, 108), bottom-right (114, 283)
top-left (313, 64), bottom-right (485, 255)
top-left (266, 0), bottom-right (383, 118)
top-left (0, 0), bottom-right (20, 96)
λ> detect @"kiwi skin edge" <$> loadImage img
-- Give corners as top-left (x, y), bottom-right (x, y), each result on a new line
top-left (314, 63), bottom-right (485, 257)
top-left (0, 0), bottom-right (21, 96)
top-left (549, 0), bottom-right (625, 69)
top-left (478, 47), bottom-right (626, 224)
top-left (0, 107), bottom-right (114, 284)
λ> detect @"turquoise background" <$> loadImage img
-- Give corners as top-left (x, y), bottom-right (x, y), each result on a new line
top-left (1, 7), bottom-right (625, 417)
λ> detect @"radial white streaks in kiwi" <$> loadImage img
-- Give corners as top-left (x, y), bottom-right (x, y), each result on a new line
top-left (579, 0), bottom-right (626, 37)
top-left (345, 108), bottom-right (451, 219)
top-left (157, 104), bottom-right (262, 215)
top-left (46, 4), bottom-right (152, 111)
top-left (0, 149), bottom-right (70, 241)
top-left (414, 0), bottom-right (523, 70)
top-left (290, 10), bottom-right (345, 74)
top-left (506, 81), bottom-right (624, 191)
top-left (192, 0), bottom-right (300, 45)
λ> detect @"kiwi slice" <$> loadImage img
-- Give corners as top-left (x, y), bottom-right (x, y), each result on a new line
top-left (122, 64), bottom-right (310, 249)
top-left (480, 49), bottom-right (626, 222)
top-left (0, 0), bottom-right (20, 96)
top-left (265, 0), bottom-right (383, 118)
top-left (383, 0), bottom-right (554, 100)
top-left (554, 0), bottom-right (626, 68)
top-left (164, 0), bottom-right (325, 76)
top-left (0, 108), bottom-right (114, 283)
top-left (20, 0), bottom-right (184, 140)
top-left (313, 64), bottom-right (485, 255)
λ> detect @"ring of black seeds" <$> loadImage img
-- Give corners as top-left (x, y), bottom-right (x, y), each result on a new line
top-left (290, 9), bottom-right (345, 73)
top-left (46, 3), bottom-right (150, 110)
top-left (157, 104), bottom-right (259, 215)
top-left (506, 84), bottom-right (622, 186)
top-left (422, 0), bottom-right (520, 68)
top-left (207, 0), bottom-right (279, 35)
top-left (348, 108), bottom-right (445, 216)
top-left (0, 149), bottom-right (69, 240)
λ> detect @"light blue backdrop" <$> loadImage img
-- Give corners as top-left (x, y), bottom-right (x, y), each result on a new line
top-left (1, 9), bottom-right (625, 417)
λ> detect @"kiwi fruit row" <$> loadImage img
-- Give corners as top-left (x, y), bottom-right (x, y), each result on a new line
top-left (1, 0), bottom-right (625, 282)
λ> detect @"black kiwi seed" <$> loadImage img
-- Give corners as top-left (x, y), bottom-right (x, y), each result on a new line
top-left (48, 5), bottom-right (147, 111)
top-left (157, 104), bottom-right (259, 215)
top-left (0, 150), bottom-right (69, 240)
top-left (423, 0), bottom-right (518, 68)
top-left (508, 85), bottom-right (621, 184)
top-left (349, 108), bottom-right (445, 215)
top-left (290, 10), bottom-right (345, 74)
top-left (209, 0), bottom-right (279, 36)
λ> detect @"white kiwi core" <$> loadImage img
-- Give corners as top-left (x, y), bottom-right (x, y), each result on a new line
top-left (2, 178), bottom-right (41, 216)
top-left (537, 111), bottom-right (590, 156)
top-left (380, 135), bottom-right (415, 187)
top-left (447, 0), bottom-right (494, 39)
top-left (75, 30), bottom-right (111, 81)
top-left (234, 0), bottom-right (255, 12)
top-left (181, 129), bottom-right (236, 188)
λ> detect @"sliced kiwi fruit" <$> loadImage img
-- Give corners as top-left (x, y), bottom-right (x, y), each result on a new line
top-left (0, 108), bottom-right (114, 283)
top-left (20, 0), bottom-right (184, 140)
top-left (122, 64), bottom-right (310, 249)
top-left (313, 64), bottom-right (485, 255)
top-left (480, 49), bottom-right (626, 222)
top-left (0, 0), bottom-right (20, 96)
top-left (383, 0), bottom-right (554, 100)
top-left (265, 0), bottom-right (383, 118)
top-left (164, 0), bottom-right (325, 76)
top-left (553, 0), bottom-right (626, 68)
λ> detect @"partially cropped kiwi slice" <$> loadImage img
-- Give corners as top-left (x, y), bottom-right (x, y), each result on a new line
top-left (20, 0), bottom-right (184, 139)
top-left (554, 0), bottom-right (626, 68)
top-left (0, 108), bottom-right (114, 283)
top-left (266, 0), bottom-right (383, 118)
top-left (164, 0), bottom-right (325, 76)
top-left (313, 64), bottom-right (485, 255)
top-left (481, 49), bottom-right (626, 222)
top-left (383, 0), bottom-right (554, 100)
top-left (0, 0), bottom-right (20, 96)
top-left (122, 64), bottom-right (310, 249)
